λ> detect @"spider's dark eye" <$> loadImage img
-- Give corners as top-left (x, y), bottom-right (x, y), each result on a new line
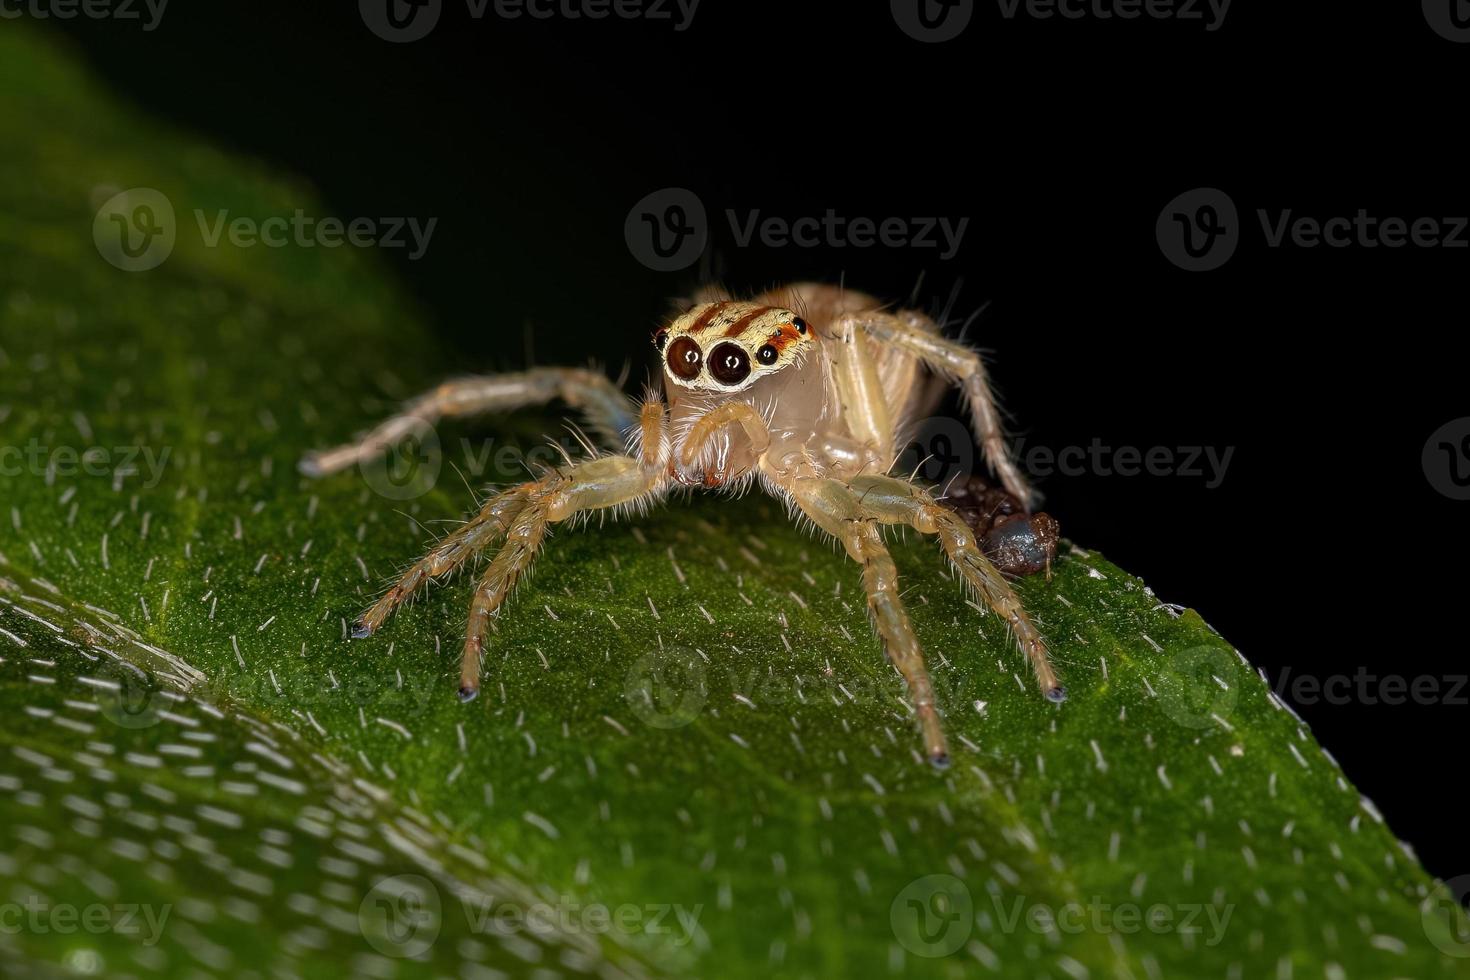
top-left (654, 330), bottom-right (668, 351)
top-left (666, 335), bottom-right (702, 381)
top-left (708, 342), bottom-right (751, 386)
top-left (756, 344), bottom-right (778, 365)
top-left (792, 317), bottom-right (807, 334)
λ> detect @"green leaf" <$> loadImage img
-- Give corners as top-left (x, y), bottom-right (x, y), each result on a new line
top-left (2, 25), bottom-right (1467, 979)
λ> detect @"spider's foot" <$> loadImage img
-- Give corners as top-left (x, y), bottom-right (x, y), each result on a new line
top-left (928, 750), bottom-right (951, 770)
top-left (1046, 685), bottom-right (1068, 703)
top-left (297, 453), bottom-right (324, 478)
top-left (457, 684), bottom-right (479, 703)
top-left (350, 619), bottom-right (374, 640)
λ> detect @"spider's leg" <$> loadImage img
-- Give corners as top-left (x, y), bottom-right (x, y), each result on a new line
top-left (300, 368), bottom-right (636, 477)
top-left (354, 485), bottom-right (532, 638)
top-left (784, 476), bottom-right (948, 765)
top-left (458, 454), bottom-right (666, 699)
top-left (835, 310), bottom-right (1035, 509)
top-left (827, 313), bottom-right (896, 463)
top-left (843, 473), bottom-right (1063, 700)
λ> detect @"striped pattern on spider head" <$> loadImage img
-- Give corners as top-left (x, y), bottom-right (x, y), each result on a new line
top-left (654, 300), bottom-right (836, 487)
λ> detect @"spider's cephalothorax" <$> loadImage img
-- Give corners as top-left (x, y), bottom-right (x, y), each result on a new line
top-left (654, 299), bottom-right (845, 489)
top-left (300, 283), bottom-right (1062, 767)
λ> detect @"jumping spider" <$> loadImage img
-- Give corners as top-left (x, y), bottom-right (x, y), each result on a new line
top-left (301, 282), bottom-right (1064, 766)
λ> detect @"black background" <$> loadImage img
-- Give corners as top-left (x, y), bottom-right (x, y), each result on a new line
top-left (52, 1), bottom-right (1466, 881)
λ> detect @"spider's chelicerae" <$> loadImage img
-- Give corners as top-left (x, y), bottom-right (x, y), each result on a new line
top-left (301, 282), bottom-right (1064, 766)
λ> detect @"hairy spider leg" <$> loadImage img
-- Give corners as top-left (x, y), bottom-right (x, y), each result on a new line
top-left (456, 454), bottom-right (667, 699)
top-left (841, 473), bottom-right (1063, 701)
top-left (835, 311), bottom-right (1035, 509)
top-left (299, 367), bottom-right (636, 477)
top-left (784, 476), bottom-right (950, 766)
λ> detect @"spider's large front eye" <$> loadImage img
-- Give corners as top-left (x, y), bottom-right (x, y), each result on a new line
top-left (666, 335), bottom-right (702, 381)
top-left (708, 342), bottom-right (751, 386)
